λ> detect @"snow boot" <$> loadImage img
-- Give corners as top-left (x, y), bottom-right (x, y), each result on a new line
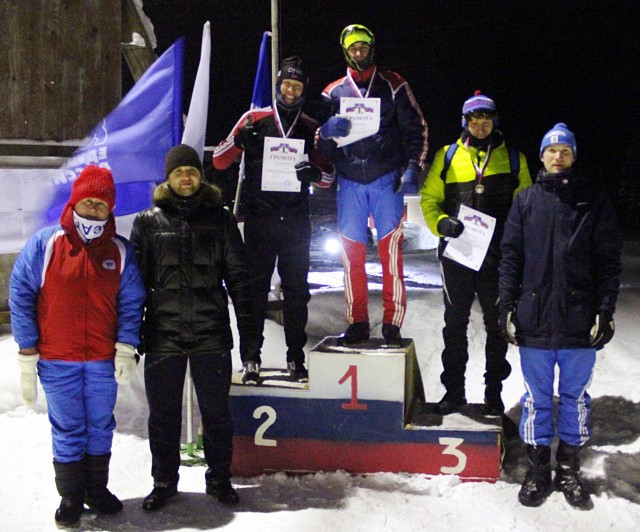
top-left (142, 484), bottom-right (178, 511)
top-left (205, 470), bottom-right (239, 506)
top-left (484, 383), bottom-right (505, 416)
top-left (554, 441), bottom-right (593, 510)
top-left (340, 322), bottom-right (370, 345)
top-left (382, 323), bottom-right (402, 347)
top-left (518, 445), bottom-right (553, 507)
top-left (53, 459), bottom-right (85, 526)
top-left (84, 453), bottom-right (123, 514)
top-left (436, 388), bottom-right (467, 415)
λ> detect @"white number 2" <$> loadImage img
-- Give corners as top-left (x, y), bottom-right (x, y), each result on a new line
top-left (438, 437), bottom-right (467, 474)
top-left (253, 406), bottom-right (277, 447)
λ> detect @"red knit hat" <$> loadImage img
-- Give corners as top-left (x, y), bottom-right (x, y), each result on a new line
top-left (70, 166), bottom-right (116, 213)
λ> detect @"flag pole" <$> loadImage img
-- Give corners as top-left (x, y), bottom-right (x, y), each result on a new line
top-left (271, 0), bottom-right (279, 102)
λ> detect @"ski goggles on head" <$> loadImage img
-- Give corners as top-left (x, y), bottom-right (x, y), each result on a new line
top-left (464, 111), bottom-right (496, 122)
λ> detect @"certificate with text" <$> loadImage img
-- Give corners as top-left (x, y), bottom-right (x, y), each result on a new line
top-left (442, 205), bottom-right (496, 271)
top-left (261, 137), bottom-right (306, 192)
top-left (335, 97), bottom-right (381, 147)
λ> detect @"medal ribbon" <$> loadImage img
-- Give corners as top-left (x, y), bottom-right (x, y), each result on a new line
top-left (465, 138), bottom-right (492, 190)
top-left (346, 66), bottom-right (377, 98)
top-left (273, 104), bottom-right (302, 138)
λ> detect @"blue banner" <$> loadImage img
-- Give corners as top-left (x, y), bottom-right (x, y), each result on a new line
top-left (46, 38), bottom-right (185, 221)
top-left (251, 32), bottom-right (272, 109)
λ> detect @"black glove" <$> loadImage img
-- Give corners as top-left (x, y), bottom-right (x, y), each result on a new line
top-left (499, 308), bottom-right (518, 345)
top-left (295, 161), bottom-right (322, 183)
top-left (589, 311), bottom-right (615, 350)
top-left (234, 116), bottom-right (257, 149)
top-left (437, 216), bottom-right (464, 238)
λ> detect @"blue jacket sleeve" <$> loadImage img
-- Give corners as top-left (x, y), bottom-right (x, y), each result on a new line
top-left (9, 229), bottom-right (51, 350)
top-left (115, 236), bottom-right (146, 348)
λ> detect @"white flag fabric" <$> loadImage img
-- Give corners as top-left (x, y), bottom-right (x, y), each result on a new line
top-left (181, 21), bottom-right (211, 161)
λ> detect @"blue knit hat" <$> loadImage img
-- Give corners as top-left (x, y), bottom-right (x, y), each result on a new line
top-left (539, 123), bottom-right (577, 159)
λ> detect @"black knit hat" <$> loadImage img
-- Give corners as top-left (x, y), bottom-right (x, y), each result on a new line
top-left (276, 56), bottom-right (308, 86)
top-left (164, 144), bottom-right (203, 178)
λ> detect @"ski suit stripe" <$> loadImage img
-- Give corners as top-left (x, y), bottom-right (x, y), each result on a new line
top-left (379, 225), bottom-right (406, 326)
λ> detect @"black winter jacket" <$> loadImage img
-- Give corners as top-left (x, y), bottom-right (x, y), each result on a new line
top-left (130, 183), bottom-right (262, 358)
top-left (499, 168), bottom-right (621, 349)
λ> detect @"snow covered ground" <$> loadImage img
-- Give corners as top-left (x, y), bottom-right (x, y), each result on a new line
top-left (1, 243), bottom-right (639, 531)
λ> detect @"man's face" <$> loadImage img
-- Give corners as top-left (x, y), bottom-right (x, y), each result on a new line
top-left (347, 42), bottom-right (371, 63)
top-left (74, 197), bottom-right (110, 221)
top-left (466, 115), bottom-right (494, 140)
top-left (279, 79), bottom-right (304, 105)
top-left (541, 144), bottom-right (575, 173)
top-left (168, 166), bottom-right (202, 197)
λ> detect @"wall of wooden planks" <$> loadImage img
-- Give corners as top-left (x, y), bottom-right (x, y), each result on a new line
top-left (0, 0), bottom-right (122, 141)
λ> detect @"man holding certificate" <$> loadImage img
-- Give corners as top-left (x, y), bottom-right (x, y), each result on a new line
top-left (316, 24), bottom-right (428, 347)
top-left (420, 91), bottom-right (531, 416)
top-left (213, 56), bottom-right (332, 384)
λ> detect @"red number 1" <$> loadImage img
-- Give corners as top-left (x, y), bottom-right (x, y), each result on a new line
top-left (339, 365), bottom-right (368, 410)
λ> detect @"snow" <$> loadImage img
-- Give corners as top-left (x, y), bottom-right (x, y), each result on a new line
top-left (1, 244), bottom-right (639, 531)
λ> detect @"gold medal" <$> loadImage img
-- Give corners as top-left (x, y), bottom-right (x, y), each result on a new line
top-left (475, 183), bottom-right (485, 194)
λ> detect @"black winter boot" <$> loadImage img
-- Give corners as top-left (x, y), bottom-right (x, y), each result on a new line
top-left (382, 323), bottom-right (402, 347)
top-left (554, 441), bottom-right (593, 510)
top-left (340, 322), bottom-right (370, 345)
top-left (142, 484), bottom-right (178, 511)
top-left (484, 383), bottom-right (505, 416)
top-left (436, 388), bottom-right (467, 415)
top-left (53, 460), bottom-right (85, 526)
top-left (84, 453), bottom-right (123, 514)
top-left (205, 469), bottom-right (239, 506)
top-left (518, 445), bottom-right (553, 507)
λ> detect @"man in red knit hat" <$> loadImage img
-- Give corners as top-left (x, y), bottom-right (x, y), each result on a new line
top-left (10, 165), bottom-right (146, 527)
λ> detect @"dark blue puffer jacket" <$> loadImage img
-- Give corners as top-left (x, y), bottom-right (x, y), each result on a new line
top-left (499, 168), bottom-right (621, 349)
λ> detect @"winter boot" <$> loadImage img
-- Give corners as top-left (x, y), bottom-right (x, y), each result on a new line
top-left (84, 453), bottom-right (123, 514)
top-left (142, 484), bottom-right (178, 511)
top-left (53, 460), bottom-right (85, 526)
top-left (484, 383), bottom-right (505, 416)
top-left (205, 469), bottom-right (240, 506)
top-left (518, 445), bottom-right (553, 507)
top-left (382, 323), bottom-right (402, 347)
top-left (340, 322), bottom-right (370, 346)
top-left (554, 441), bottom-right (593, 509)
top-left (436, 388), bottom-right (467, 415)
top-left (242, 361), bottom-right (261, 385)
top-left (287, 361), bottom-right (309, 383)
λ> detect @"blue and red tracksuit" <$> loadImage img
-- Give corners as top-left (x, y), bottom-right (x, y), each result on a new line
top-left (9, 203), bottom-right (145, 461)
top-left (317, 65), bottom-right (428, 326)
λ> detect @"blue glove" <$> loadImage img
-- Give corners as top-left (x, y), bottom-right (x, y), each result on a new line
top-left (320, 117), bottom-right (351, 139)
top-left (394, 164), bottom-right (420, 194)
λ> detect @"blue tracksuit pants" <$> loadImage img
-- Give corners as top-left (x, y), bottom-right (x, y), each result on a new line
top-left (519, 347), bottom-right (596, 447)
top-left (38, 360), bottom-right (117, 462)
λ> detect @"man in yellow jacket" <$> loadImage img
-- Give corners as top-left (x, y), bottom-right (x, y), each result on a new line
top-left (420, 91), bottom-right (531, 416)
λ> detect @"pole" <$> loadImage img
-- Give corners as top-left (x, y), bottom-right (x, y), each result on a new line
top-left (271, 0), bottom-right (279, 102)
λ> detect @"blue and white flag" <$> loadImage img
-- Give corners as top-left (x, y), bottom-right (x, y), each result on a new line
top-left (46, 37), bottom-right (185, 222)
top-left (181, 22), bottom-right (211, 160)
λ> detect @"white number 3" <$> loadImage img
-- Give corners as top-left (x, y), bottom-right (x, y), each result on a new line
top-left (439, 437), bottom-right (467, 474)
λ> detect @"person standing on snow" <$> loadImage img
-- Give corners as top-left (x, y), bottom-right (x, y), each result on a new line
top-left (213, 56), bottom-right (332, 384)
top-left (9, 166), bottom-right (146, 527)
top-left (316, 24), bottom-right (428, 347)
top-left (499, 123), bottom-right (621, 509)
top-left (420, 91), bottom-right (531, 416)
top-left (131, 144), bottom-right (262, 511)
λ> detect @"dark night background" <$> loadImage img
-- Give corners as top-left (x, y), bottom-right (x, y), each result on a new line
top-left (139, 0), bottom-right (640, 230)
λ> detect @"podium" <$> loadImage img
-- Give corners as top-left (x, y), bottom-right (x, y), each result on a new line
top-left (230, 337), bottom-right (502, 481)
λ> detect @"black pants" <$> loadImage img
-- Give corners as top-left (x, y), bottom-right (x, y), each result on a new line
top-left (440, 257), bottom-right (510, 392)
top-left (244, 213), bottom-right (311, 364)
top-left (144, 352), bottom-right (233, 486)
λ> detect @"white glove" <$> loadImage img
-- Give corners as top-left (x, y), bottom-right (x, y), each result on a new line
top-left (114, 343), bottom-right (137, 385)
top-left (17, 353), bottom-right (39, 406)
